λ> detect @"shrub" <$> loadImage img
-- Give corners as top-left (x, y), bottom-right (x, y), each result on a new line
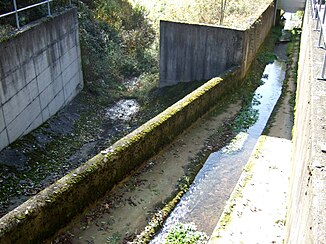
top-left (165, 223), bottom-right (208, 244)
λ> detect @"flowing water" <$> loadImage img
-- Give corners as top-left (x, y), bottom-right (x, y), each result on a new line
top-left (151, 59), bottom-right (286, 243)
top-left (105, 99), bottom-right (140, 121)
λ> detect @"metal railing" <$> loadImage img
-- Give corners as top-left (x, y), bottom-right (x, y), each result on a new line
top-left (0, 0), bottom-right (72, 29)
top-left (311, 0), bottom-right (326, 79)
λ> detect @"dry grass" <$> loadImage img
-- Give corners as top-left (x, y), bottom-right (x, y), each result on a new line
top-left (129, 0), bottom-right (273, 30)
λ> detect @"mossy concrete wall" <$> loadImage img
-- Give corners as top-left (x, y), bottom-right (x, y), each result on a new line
top-left (286, 1), bottom-right (326, 243)
top-left (0, 67), bottom-right (242, 243)
top-left (159, 1), bottom-right (276, 87)
top-left (0, 8), bottom-right (83, 152)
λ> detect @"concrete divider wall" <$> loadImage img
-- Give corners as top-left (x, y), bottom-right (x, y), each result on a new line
top-left (286, 2), bottom-right (326, 243)
top-left (159, 1), bottom-right (276, 87)
top-left (241, 2), bottom-right (276, 76)
top-left (159, 21), bottom-right (244, 87)
top-left (0, 67), bottom-right (242, 243)
top-left (0, 8), bottom-right (83, 151)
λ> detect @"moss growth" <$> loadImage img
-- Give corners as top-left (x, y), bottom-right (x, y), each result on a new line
top-left (263, 27), bottom-right (300, 136)
top-left (211, 136), bottom-right (266, 238)
top-left (165, 223), bottom-right (208, 243)
top-left (132, 183), bottom-right (190, 243)
top-left (129, 26), bottom-right (282, 242)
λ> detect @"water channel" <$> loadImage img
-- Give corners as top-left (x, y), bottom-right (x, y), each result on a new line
top-left (151, 59), bottom-right (286, 242)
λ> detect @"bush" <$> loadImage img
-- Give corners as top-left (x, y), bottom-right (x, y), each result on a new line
top-left (78, 0), bottom-right (157, 89)
top-left (165, 223), bottom-right (208, 244)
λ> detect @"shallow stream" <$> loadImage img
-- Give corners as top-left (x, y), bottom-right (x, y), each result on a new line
top-left (151, 59), bottom-right (286, 242)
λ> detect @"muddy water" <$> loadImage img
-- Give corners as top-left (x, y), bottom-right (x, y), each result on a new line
top-left (151, 60), bottom-right (286, 243)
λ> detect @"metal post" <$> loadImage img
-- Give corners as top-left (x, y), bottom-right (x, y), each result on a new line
top-left (318, 28), bottom-right (323, 46)
top-left (47, 0), bottom-right (51, 16)
top-left (12, 0), bottom-right (20, 29)
top-left (321, 53), bottom-right (326, 79)
top-left (317, 0), bottom-right (326, 47)
top-left (323, 2), bottom-right (326, 23)
top-left (314, 0), bottom-right (318, 19)
top-left (316, 15), bottom-right (320, 30)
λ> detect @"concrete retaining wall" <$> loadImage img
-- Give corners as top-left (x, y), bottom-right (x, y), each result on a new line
top-left (159, 1), bottom-right (276, 87)
top-left (0, 67), bottom-right (242, 243)
top-left (241, 2), bottom-right (276, 76)
top-left (286, 1), bottom-right (326, 243)
top-left (159, 21), bottom-right (244, 86)
top-left (0, 8), bottom-right (83, 151)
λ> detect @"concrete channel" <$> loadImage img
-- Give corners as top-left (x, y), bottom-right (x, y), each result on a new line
top-left (0, 1), bottom-right (305, 243)
top-left (49, 31), bottom-right (295, 243)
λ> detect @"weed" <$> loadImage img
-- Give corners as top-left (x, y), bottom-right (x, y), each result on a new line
top-left (165, 223), bottom-right (208, 244)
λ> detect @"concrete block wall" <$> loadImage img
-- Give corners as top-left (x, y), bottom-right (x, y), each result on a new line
top-left (286, 1), bottom-right (326, 243)
top-left (159, 0), bottom-right (276, 87)
top-left (0, 8), bottom-right (83, 151)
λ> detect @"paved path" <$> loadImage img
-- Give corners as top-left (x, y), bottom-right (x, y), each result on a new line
top-left (209, 135), bottom-right (291, 244)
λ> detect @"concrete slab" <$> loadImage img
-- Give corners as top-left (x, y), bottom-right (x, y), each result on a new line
top-left (0, 108), bottom-right (5, 133)
top-left (209, 136), bottom-right (291, 244)
top-left (60, 46), bottom-right (77, 72)
top-left (39, 75), bottom-right (63, 110)
top-left (2, 79), bottom-right (39, 125)
top-left (41, 106), bottom-right (51, 123)
top-left (0, 130), bottom-right (9, 151)
top-left (24, 114), bottom-right (43, 136)
top-left (62, 58), bottom-right (78, 86)
top-left (22, 60), bottom-right (36, 86)
top-left (37, 66), bottom-right (52, 93)
top-left (7, 98), bottom-right (41, 143)
top-left (48, 90), bottom-right (65, 116)
top-left (0, 68), bottom-right (26, 105)
top-left (34, 49), bottom-right (50, 76)
top-left (63, 72), bottom-right (78, 101)
top-left (59, 32), bottom-right (77, 59)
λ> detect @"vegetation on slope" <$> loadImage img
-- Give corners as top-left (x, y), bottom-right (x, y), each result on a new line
top-left (130, 0), bottom-right (273, 30)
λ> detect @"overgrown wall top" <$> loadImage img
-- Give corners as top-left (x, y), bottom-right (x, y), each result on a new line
top-left (0, 8), bottom-right (83, 151)
top-left (0, 67), bottom-right (242, 243)
top-left (159, 0), bottom-right (276, 87)
top-left (286, 1), bottom-right (326, 243)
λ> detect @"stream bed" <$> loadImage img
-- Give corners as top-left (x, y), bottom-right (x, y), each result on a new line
top-left (151, 59), bottom-right (286, 242)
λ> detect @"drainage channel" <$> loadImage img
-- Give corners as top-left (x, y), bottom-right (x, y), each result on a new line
top-left (151, 60), bottom-right (286, 243)
top-left (51, 57), bottom-right (286, 244)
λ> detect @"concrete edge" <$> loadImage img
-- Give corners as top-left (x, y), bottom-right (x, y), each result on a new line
top-left (0, 67), bottom-right (242, 243)
top-left (208, 135), bottom-right (267, 242)
top-left (159, 19), bottom-right (246, 31)
top-left (209, 135), bottom-right (291, 243)
top-left (0, 7), bottom-right (77, 44)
